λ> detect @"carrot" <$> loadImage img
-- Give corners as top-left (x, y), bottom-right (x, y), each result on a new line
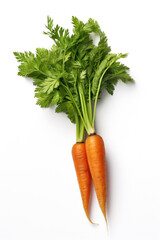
top-left (14, 16), bottom-right (134, 227)
top-left (72, 142), bottom-right (93, 224)
top-left (85, 134), bottom-right (108, 226)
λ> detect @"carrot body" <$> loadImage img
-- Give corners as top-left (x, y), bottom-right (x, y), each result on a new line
top-left (85, 134), bottom-right (107, 224)
top-left (72, 142), bottom-right (93, 223)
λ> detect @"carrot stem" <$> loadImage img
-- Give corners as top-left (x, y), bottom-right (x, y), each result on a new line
top-left (78, 83), bottom-right (95, 135)
top-left (87, 80), bottom-right (92, 123)
top-left (92, 67), bottom-right (108, 128)
top-left (76, 114), bottom-right (84, 143)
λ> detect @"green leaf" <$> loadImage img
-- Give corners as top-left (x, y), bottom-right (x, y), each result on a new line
top-left (13, 51), bottom-right (38, 76)
top-left (56, 101), bottom-right (76, 123)
top-left (43, 16), bottom-right (70, 49)
top-left (45, 16), bottom-right (54, 32)
top-left (50, 90), bottom-right (60, 105)
top-left (36, 48), bottom-right (49, 62)
top-left (35, 88), bottom-right (54, 108)
top-left (102, 61), bottom-right (134, 94)
top-left (40, 77), bottom-right (60, 94)
top-left (64, 52), bottom-right (72, 62)
top-left (80, 70), bottom-right (86, 81)
top-left (92, 53), bottom-right (128, 97)
top-left (103, 81), bottom-right (116, 95)
top-left (14, 16), bottom-right (134, 128)
top-left (83, 18), bottom-right (100, 33)
top-left (72, 16), bottom-right (84, 34)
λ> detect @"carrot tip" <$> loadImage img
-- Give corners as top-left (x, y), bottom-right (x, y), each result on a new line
top-left (104, 216), bottom-right (109, 232)
top-left (90, 221), bottom-right (99, 226)
top-left (86, 216), bottom-right (99, 225)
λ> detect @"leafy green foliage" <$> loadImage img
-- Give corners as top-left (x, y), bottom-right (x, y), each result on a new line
top-left (91, 53), bottom-right (130, 97)
top-left (14, 16), bottom-right (133, 126)
top-left (102, 62), bottom-right (134, 95)
top-left (40, 77), bottom-right (60, 94)
top-left (56, 101), bottom-right (76, 123)
top-left (43, 16), bottom-right (70, 50)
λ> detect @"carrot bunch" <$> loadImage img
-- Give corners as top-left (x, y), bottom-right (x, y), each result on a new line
top-left (14, 16), bottom-right (133, 226)
top-left (72, 135), bottom-right (107, 225)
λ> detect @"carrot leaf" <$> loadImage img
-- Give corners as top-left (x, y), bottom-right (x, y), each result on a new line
top-left (14, 16), bottom-right (133, 134)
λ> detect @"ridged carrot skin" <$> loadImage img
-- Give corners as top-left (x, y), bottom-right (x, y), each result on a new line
top-left (72, 142), bottom-right (93, 223)
top-left (85, 134), bottom-right (107, 224)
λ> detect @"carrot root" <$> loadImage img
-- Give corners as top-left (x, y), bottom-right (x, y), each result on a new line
top-left (72, 142), bottom-right (93, 224)
top-left (85, 134), bottom-right (108, 226)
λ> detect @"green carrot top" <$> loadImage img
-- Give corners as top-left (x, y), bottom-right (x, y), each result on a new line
top-left (14, 16), bottom-right (133, 138)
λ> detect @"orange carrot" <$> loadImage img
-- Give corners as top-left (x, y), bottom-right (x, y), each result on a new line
top-left (72, 142), bottom-right (93, 223)
top-left (85, 134), bottom-right (107, 226)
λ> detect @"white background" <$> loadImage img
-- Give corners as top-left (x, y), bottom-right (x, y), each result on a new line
top-left (0, 0), bottom-right (160, 239)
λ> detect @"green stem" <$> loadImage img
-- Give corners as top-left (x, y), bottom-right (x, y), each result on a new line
top-left (75, 114), bottom-right (84, 142)
top-left (61, 82), bottom-right (87, 130)
top-left (61, 53), bottom-right (87, 136)
top-left (78, 83), bottom-right (95, 135)
top-left (79, 118), bottom-right (84, 141)
top-left (75, 114), bottom-right (79, 142)
top-left (92, 67), bottom-right (110, 128)
top-left (87, 80), bottom-right (92, 123)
